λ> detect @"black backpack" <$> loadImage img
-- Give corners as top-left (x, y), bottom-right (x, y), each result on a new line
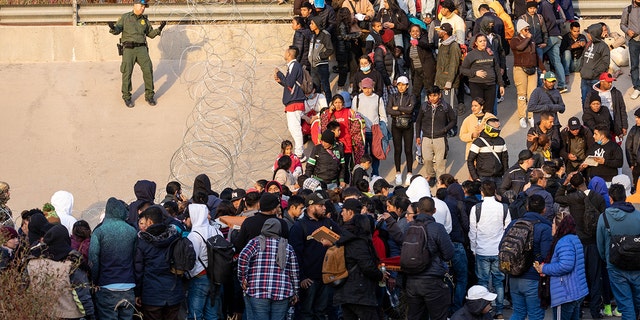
top-left (603, 213), bottom-right (640, 270)
top-left (508, 192), bottom-right (528, 220)
top-left (580, 192), bottom-right (600, 238)
top-left (499, 219), bottom-right (539, 276)
top-left (474, 202), bottom-right (509, 225)
top-left (400, 220), bottom-right (432, 274)
top-left (167, 237), bottom-right (197, 276)
top-left (195, 232), bottom-right (236, 299)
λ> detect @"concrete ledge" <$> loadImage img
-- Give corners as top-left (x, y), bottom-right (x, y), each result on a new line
top-left (0, 23), bottom-right (293, 63)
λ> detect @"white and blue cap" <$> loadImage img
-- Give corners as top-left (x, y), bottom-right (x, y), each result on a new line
top-left (134, 0), bottom-right (149, 7)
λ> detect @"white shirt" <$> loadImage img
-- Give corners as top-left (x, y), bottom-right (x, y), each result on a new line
top-left (433, 198), bottom-right (453, 234)
top-left (469, 196), bottom-right (511, 256)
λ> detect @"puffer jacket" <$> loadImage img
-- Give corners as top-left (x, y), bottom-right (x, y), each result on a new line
top-left (467, 131), bottom-right (509, 180)
top-left (333, 219), bottom-right (383, 307)
top-left (293, 27), bottom-right (312, 69)
top-left (541, 234), bottom-right (589, 307)
top-left (373, 43), bottom-right (395, 86)
top-left (134, 223), bottom-right (184, 306)
top-left (499, 164), bottom-right (529, 197)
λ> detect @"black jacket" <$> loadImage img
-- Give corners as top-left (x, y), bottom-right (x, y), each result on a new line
top-left (500, 163), bottom-right (529, 197)
top-left (293, 28), bottom-right (313, 69)
top-left (527, 123), bottom-right (562, 158)
top-left (405, 213), bottom-right (454, 279)
top-left (554, 185), bottom-right (606, 244)
top-left (583, 87), bottom-right (628, 136)
top-left (134, 223), bottom-right (184, 306)
top-left (386, 91), bottom-right (414, 125)
top-left (233, 213), bottom-right (290, 251)
top-left (333, 220), bottom-right (383, 307)
top-left (305, 143), bottom-right (346, 183)
top-left (467, 131), bottom-right (509, 180)
top-left (626, 125), bottom-right (640, 167)
top-left (290, 215), bottom-right (341, 281)
top-left (451, 298), bottom-right (494, 320)
top-left (560, 126), bottom-right (595, 169)
top-left (415, 100), bottom-right (456, 139)
top-left (582, 104), bottom-right (613, 133)
top-left (586, 140), bottom-right (624, 182)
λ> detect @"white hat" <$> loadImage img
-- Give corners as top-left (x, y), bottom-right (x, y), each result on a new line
top-left (466, 285), bottom-right (497, 301)
top-left (396, 76), bottom-right (410, 84)
top-left (612, 174), bottom-right (632, 197)
top-left (516, 19), bottom-right (530, 34)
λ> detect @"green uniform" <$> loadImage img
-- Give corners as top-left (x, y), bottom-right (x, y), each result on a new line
top-left (110, 12), bottom-right (161, 101)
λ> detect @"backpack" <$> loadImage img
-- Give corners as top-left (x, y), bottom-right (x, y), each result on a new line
top-left (602, 213), bottom-right (640, 270)
top-left (296, 65), bottom-right (314, 95)
top-left (367, 44), bottom-right (387, 65)
top-left (508, 192), bottom-right (528, 220)
top-left (474, 202), bottom-right (509, 225)
top-left (400, 220), bottom-right (432, 274)
top-left (580, 192), bottom-right (600, 238)
top-left (167, 237), bottom-right (197, 276)
top-left (498, 219), bottom-right (539, 276)
top-left (322, 245), bottom-right (349, 286)
top-left (195, 232), bottom-right (235, 298)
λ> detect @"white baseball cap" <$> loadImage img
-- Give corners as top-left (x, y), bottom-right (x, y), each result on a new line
top-left (466, 285), bottom-right (497, 301)
top-left (396, 76), bottom-right (409, 84)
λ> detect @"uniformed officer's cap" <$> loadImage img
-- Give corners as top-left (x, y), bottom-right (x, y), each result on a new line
top-left (134, 0), bottom-right (149, 7)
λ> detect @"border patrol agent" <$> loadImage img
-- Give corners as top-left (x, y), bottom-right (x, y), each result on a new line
top-left (108, 0), bottom-right (166, 108)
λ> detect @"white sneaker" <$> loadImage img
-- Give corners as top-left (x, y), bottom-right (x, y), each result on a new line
top-left (395, 173), bottom-right (402, 186)
top-left (632, 89), bottom-right (640, 100)
top-left (528, 118), bottom-right (534, 127)
top-left (519, 117), bottom-right (527, 129)
top-left (405, 173), bottom-right (413, 186)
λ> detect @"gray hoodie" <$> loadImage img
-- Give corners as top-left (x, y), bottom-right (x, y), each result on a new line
top-left (580, 24), bottom-right (610, 80)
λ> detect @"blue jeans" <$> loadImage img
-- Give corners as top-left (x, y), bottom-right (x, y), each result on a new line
top-left (450, 242), bottom-right (468, 314)
top-left (364, 132), bottom-right (380, 176)
top-left (630, 39), bottom-right (640, 90)
top-left (509, 277), bottom-right (545, 320)
top-left (475, 255), bottom-right (504, 315)
top-left (311, 63), bottom-right (332, 105)
top-left (542, 36), bottom-right (566, 89)
top-left (552, 298), bottom-right (583, 320)
top-left (244, 296), bottom-right (289, 320)
top-left (95, 287), bottom-right (135, 320)
top-left (581, 78), bottom-right (599, 106)
top-left (299, 281), bottom-right (331, 320)
top-left (561, 50), bottom-right (582, 75)
top-left (187, 275), bottom-right (221, 320)
top-left (608, 266), bottom-right (640, 320)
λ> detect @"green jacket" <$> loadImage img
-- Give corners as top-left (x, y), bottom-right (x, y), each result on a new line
top-left (110, 11), bottom-right (161, 43)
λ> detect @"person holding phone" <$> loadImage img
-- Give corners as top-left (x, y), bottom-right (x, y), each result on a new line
top-left (560, 21), bottom-right (587, 80)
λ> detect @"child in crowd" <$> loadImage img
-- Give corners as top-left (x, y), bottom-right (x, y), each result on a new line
top-left (351, 154), bottom-right (372, 186)
top-left (273, 140), bottom-right (303, 178)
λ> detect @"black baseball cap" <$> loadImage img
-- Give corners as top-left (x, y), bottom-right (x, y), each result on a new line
top-left (568, 117), bottom-right (581, 130)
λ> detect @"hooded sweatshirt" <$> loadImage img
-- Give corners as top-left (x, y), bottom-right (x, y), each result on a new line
top-left (187, 203), bottom-right (223, 278)
top-left (28, 212), bottom-right (54, 246)
top-left (89, 197), bottom-right (137, 287)
top-left (586, 140), bottom-right (624, 182)
top-left (406, 177), bottom-right (452, 233)
top-left (193, 174), bottom-right (222, 216)
top-left (580, 24), bottom-right (610, 80)
top-left (128, 180), bottom-right (156, 226)
top-left (597, 201), bottom-right (640, 268)
top-left (51, 190), bottom-right (77, 236)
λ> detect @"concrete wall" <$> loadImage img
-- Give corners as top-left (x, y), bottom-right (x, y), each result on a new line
top-left (0, 23), bottom-right (293, 63)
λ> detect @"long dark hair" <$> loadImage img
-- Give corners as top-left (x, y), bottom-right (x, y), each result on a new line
top-left (545, 211), bottom-right (576, 263)
top-left (272, 155), bottom-right (292, 180)
top-left (337, 7), bottom-right (352, 26)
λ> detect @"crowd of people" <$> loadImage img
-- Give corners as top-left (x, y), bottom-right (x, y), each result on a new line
top-left (6, 0), bottom-right (640, 319)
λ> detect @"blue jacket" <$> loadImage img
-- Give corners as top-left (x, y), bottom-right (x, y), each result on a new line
top-left (541, 234), bottom-right (588, 307)
top-left (596, 202), bottom-right (640, 268)
top-left (89, 198), bottom-right (137, 286)
top-left (406, 214), bottom-right (455, 279)
top-left (505, 212), bottom-right (553, 281)
top-left (290, 215), bottom-right (341, 281)
top-left (276, 59), bottom-right (306, 106)
top-left (134, 223), bottom-right (184, 306)
top-left (525, 185), bottom-right (556, 221)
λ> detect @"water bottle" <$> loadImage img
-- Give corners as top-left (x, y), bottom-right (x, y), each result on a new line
top-left (378, 263), bottom-right (387, 287)
top-left (286, 306), bottom-right (295, 320)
